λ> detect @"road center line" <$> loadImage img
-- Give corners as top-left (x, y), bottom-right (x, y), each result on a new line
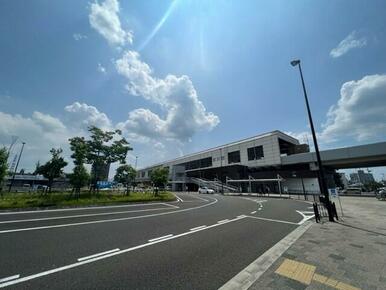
top-left (0, 275), bottom-right (20, 283)
top-left (217, 219), bottom-right (229, 224)
top-left (0, 197), bottom-right (218, 234)
top-left (251, 211), bottom-right (257, 214)
top-left (0, 215), bottom-right (247, 288)
top-left (0, 207), bottom-right (176, 224)
top-left (148, 234), bottom-right (173, 242)
top-left (78, 249), bottom-right (120, 262)
top-left (190, 225), bottom-right (206, 231)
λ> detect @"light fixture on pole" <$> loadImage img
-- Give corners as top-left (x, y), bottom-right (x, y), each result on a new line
top-left (290, 59), bottom-right (334, 221)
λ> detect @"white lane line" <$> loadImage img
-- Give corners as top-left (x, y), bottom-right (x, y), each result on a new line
top-left (219, 222), bottom-right (312, 290)
top-left (162, 203), bottom-right (179, 209)
top-left (77, 249), bottom-right (120, 262)
top-left (0, 275), bottom-right (20, 283)
top-left (217, 219), bottom-right (229, 224)
top-left (258, 208), bottom-right (262, 211)
top-left (0, 202), bottom-right (172, 215)
top-left (237, 215), bottom-right (247, 218)
top-left (296, 210), bottom-right (315, 225)
top-left (0, 197), bottom-right (218, 234)
top-left (148, 234), bottom-right (173, 242)
top-left (190, 225), bottom-right (207, 231)
top-left (189, 195), bottom-right (209, 202)
top-left (245, 215), bottom-right (299, 225)
top-left (250, 211), bottom-right (257, 214)
top-left (0, 207), bottom-right (176, 224)
top-left (174, 194), bottom-right (183, 202)
top-left (0, 215), bottom-right (247, 288)
top-left (241, 197), bottom-right (268, 204)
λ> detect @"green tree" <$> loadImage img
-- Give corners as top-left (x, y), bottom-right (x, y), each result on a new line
top-left (85, 126), bottom-right (132, 193)
top-left (69, 165), bottom-right (90, 196)
top-left (150, 167), bottom-right (169, 195)
top-left (0, 147), bottom-right (8, 196)
top-left (114, 164), bottom-right (136, 195)
top-left (35, 148), bottom-right (68, 193)
top-left (68, 137), bottom-right (90, 195)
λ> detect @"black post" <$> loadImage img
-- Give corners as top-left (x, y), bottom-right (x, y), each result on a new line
top-left (8, 142), bottom-right (25, 192)
top-left (291, 60), bottom-right (334, 221)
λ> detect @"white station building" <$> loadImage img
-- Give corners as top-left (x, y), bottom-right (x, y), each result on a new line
top-left (136, 130), bottom-right (386, 194)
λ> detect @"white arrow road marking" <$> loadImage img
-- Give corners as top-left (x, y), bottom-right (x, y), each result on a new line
top-left (296, 210), bottom-right (315, 225)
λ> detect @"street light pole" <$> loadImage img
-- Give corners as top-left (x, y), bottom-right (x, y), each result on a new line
top-left (135, 156), bottom-right (138, 170)
top-left (8, 142), bottom-right (26, 193)
top-left (291, 59), bottom-right (334, 221)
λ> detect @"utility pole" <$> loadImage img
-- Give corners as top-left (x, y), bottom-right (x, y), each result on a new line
top-left (8, 142), bottom-right (25, 192)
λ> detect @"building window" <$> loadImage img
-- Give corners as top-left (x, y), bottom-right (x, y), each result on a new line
top-left (228, 150), bottom-right (240, 164)
top-left (141, 172), bottom-right (145, 178)
top-left (247, 145), bottom-right (264, 161)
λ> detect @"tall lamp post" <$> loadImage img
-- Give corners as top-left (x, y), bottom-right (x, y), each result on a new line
top-left (290, 59), bottom-right (334, 221)
top-left (8, 142), bottom-right (26, 193)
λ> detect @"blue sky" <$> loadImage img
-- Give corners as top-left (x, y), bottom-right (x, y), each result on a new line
top-left (1, 0), bottom-right (386, 180)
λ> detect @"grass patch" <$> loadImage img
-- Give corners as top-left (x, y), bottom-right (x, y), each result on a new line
top-left (0, 191), bottom-right (176, 210)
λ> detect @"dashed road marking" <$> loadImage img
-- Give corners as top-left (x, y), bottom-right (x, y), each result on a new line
top-left (0, 275), bottom-right (20, 283)
top-left (148, 234), bottom-right (173, 242)
top-left (0, 215), bottom-right (247, 288)
top-left (78, 249), bottom-right (120, 262)
top-left (251, 211), bottom-right (257, 214)
top-left (218, 219), bottom-right (229, 224)
top-left (190, 225), bottom-right (206, 231)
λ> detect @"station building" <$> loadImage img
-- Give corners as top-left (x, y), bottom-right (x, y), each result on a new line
top-left (136, 130), bottom-right (386, 194)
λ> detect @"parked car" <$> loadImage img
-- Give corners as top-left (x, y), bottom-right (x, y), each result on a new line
top-left (198, 187), bottom-right (214, 194)
top-left (376, 187), bottom-right (386, 200)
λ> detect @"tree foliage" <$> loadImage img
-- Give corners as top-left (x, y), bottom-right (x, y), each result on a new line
top-left (69, 165), bottom-right (90, 195)
top-left (68, 127), bottom-right (132, 193)
top-left (114, 164), bottom-right (136, 195)
top-left (150, 167), bottom-right (169, 195)
top-left (35, 148), bottom-right (68, 192)
top-left (0, 147), bottom-right (8, 193)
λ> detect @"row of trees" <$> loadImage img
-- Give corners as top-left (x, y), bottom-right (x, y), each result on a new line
top-left (0, 126), bottom-right (170, 196)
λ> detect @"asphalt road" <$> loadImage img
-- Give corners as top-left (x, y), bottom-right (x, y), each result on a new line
top-left (0, 193), bottom-right (313, 289)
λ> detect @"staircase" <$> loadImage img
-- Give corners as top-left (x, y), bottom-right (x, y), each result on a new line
top-left (190, 177), bottom-right (239, 193)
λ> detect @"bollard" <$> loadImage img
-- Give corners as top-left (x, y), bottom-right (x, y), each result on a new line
top-left (332, 202), bottom-right (339, 220)
top-left (313, 202), bottom-right (320, 223)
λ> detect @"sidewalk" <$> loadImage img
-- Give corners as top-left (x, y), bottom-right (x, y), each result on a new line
top-left (249, 196), bottom-right (386, 290)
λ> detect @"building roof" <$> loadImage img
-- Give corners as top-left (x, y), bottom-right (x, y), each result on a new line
top-left (139, 130), bottom-right (298, 170)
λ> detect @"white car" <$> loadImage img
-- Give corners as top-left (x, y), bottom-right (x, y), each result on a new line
top-left (198, 187), bottom-right (215, 194)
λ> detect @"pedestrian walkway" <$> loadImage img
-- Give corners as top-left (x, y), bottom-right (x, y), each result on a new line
top-left (249, 196), bottom-right (386, 290)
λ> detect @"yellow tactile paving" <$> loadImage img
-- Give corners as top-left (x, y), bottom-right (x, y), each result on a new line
top-left (312, 273), bottom-right (328, 284)
top-left (335, 281), bottom-right (361, 290)
top-left (275, 258), bottom-right (316, 285)
top-left (325, 277), bottom-right (339, 287)
top-left (275, 258), bottom-right (361, 290)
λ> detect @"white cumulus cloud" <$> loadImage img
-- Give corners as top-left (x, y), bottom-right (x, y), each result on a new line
top-left (321, 74), bottom-right (386, 142)
top-left (89, 0), bottom-right (133, 47)
top-left (115, 50), bottom-right (220, 141)
top-left (97, 63), bottom-right (106, 73)
top-left (330, 31), bottom-right (367, 58)
top-left (64, 102), bottom-right (113, 130)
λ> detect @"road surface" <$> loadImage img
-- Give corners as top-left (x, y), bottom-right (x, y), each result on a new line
top-left (0, 193), bottom-right (313, 289)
